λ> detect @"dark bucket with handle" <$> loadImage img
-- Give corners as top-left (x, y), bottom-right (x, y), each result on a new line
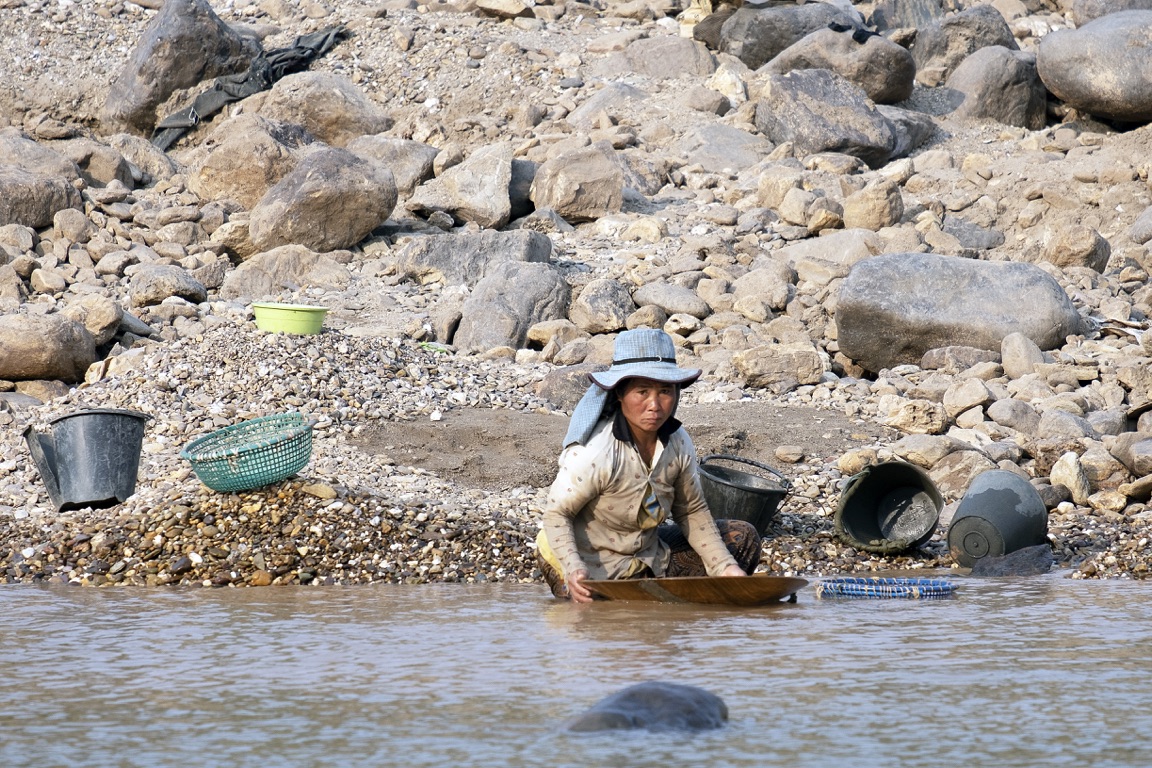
top-left (698, 454), bottom-right (792, 536)
top-left (23, 408), bottom-right (150, 512)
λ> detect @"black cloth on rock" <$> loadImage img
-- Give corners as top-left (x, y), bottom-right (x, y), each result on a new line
top-left (150, 25), bottom-right (348, 150)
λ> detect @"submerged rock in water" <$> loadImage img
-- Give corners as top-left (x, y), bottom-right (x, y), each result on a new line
top-left (969, 544), bottom-right (1055, 577)
top-left (565, 681), bottom-right (728, 732)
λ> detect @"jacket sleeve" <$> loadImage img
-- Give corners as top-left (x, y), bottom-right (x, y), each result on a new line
top-left (540, 441), bottom-right (609, 578)
top-left (669, 435), bottom-right (740, 576)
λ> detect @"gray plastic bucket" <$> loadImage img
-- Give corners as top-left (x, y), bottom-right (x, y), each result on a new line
top-left (948, 469), bottom-right (1048, 567)
top-left (23, 408), bottom-right (150, 512)
top-left (834, 461), bottom-right (943, 555)
top-left (698, 454), bottom-right (792, 536)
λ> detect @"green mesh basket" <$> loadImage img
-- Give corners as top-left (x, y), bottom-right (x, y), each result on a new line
top-left (180, 412), bottom-right (313, 493)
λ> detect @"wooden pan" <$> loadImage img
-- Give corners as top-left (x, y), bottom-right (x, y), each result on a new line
top-left (583, 574), bottom-right (808, 606)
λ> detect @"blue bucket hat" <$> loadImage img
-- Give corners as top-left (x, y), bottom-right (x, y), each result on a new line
top-left (562, 329), bottom-right (701, 447)
top-left (588, 328), bottom-right (702, 390)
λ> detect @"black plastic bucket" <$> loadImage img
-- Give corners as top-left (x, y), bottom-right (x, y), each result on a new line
top-left (947, 469), bottom-right (1048, 568)
top-left (23, 408), bottom-right (150, 512)
top-left (834, 461), bottom-right (942, 555)
top-left (698, 454), bottom-right (792, 536)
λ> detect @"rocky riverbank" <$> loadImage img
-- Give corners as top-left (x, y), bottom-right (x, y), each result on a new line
top-left (1, 0), bottom-right (1152, 585)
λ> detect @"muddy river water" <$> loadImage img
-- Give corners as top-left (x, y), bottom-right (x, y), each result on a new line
top-left (1, 575), bottom-right (1149, 767)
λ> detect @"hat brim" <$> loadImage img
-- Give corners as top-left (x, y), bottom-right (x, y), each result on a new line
top-left (589, 363), bottom-right (702, 391)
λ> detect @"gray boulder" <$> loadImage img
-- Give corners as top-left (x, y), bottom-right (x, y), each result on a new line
top-left (100, 0), bottom-right (261, 134)
top-left (407, 143), bottom-right (514, 229)
top-left (968, 543), bottom-right (1054, 576)
top-left (872, 0), bottom-right (946, 31)
top-left (0, 167), bottom-right (83, 230)
top-left (570, 278), bottom-right (636, 334)
top-left (0, 128), bottom-right (83, 183)
top-left (672, 123), bottom-right (774, 176)
top-left (1130, 206), bottom-right (1152, 245)
top-left (128, 264), bottom-right (208, 308)
top-left (566, 82), bottom-right (647, 128)
top-left (453, 261), bottom-right (570, 352)
top-left (219, 244), bottom-right (352, 299)
top-left (911, 4), bottom-right (1018, 87)
top-left (345, 136), bottom-right (439, 197)
top-left (106, 133), bottom-right (180, 185)
top-left (187, 115), bottom-right (314, 209)
top-left (60, 295), bottom-right (124, 347)
top-left (1072, 0), bottom-right (1152, 27)
top-left (397, 229), bottom-right (553, 287)
top-left (248, 146), bottom-right (397, 253)
top-left (1037, 11), bottom-right (1152, 124)
top-left (942, 47), bottom-right (1047, 130)
top-left (566, 682), bottom-right (728, 732)
top-left (616, 36), bottom-right (717, 78)
top-left (836, 252), bottom-right (1083, 373)
top-left (719, 3), bottom-right (857, 70)
top-left (876, 105), bottom-right (938, 158)
top-left (633, 282), bottom-right (711, 318)
top-left (255, 71), bottom-right (393, 148)
top-left (755, 69), bottom-right (896, 169)
top-left (49, 137), bottom-right (135, 189)
top-left (0, 313), bottom-right (96, 382)
top-left (530, 144), bottom-right (624, 223)
top-left (760, 26), bottom-right (916, 104)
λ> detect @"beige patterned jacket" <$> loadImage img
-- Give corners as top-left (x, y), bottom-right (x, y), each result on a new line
top-left (541, 415), bottom-right (738, 580)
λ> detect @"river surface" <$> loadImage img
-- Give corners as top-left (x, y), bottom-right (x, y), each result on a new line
top-left (1, 574), bottom-right (1149, 768)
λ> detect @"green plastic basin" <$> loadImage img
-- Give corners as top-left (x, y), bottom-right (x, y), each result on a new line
top-left (252, 302), bottom-right (328, 335)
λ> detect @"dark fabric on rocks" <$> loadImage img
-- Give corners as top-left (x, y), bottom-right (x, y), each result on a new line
top-left (151, 25), bottom-right (348, 150)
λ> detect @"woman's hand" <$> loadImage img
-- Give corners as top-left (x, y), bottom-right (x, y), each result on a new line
top-left (720, 564), bottom-right (747, 577)
top-left (567, 568), bottom-right (593, 603)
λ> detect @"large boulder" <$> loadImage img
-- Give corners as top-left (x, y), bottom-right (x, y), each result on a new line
top-left (0, 128), bottom-right (83, 182)
top-left (453, 261), bottom-right (570, 352)
top-left (836, 252), bottom-right (1083, 373)
top-left (128, 264), bottom-right (209, 307)
top-left (0, 167), bottom-right (83, 230)
top-left (345, 136), bottom-right (439, 197)
top-left (100, 0), bottom-right (261, 134)
top-left (673, 123), bottom-right (775, 175)
top-left (407, 143), bottom-right (514, 229)
top-left (255, 72), bottom-right (394, 148)
top-left (186, 115), bottom-right (314, 209)
top-left (248, 146), bottom-right (397, 253)
top-left (0, 313), bottom-right (96, 382)
top-left (911, 4), bottom-right (1018, 87)
top-left (719, 3), bottom-right (858, 70)
top-left (597, 36), bottom-right (717, 79)
top-left (1072, 0), bottom-right (1152, 26)
top-left (754, 69), bottom-right (896, 169)
top-left (530, 144), bottom-right (624, 223)
top-left (943, 47), bottom-right (1047, 130)
top-left (566, 682), bottom-right (728, 732)
top-left (1036, 11), bottom-right (1152, 124)
top-left (396, 229), bottom-right (553, 287)
top-left (760, 26), bottom-right (916, 104)
top-left (219, 244), bottom-right (352, 299)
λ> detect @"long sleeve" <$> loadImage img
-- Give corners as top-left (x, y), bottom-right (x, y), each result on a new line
top-left (541, 441), bottom-right (608, 579)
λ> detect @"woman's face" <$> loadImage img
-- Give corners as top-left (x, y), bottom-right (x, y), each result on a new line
top-left (618, 377), bottom-right (678, 439)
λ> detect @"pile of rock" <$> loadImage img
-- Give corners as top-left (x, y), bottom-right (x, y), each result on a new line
top-left (1, 0), bottom-right (1151, 584)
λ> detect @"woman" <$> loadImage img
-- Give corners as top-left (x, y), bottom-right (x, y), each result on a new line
top-left (536, 328), bottom-right (762, 602)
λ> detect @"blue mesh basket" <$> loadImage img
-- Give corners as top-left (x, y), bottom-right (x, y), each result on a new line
top-left (180, 412), bottom-right (313, 493)
top-left (816, 577), bottom-right (957, 599)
